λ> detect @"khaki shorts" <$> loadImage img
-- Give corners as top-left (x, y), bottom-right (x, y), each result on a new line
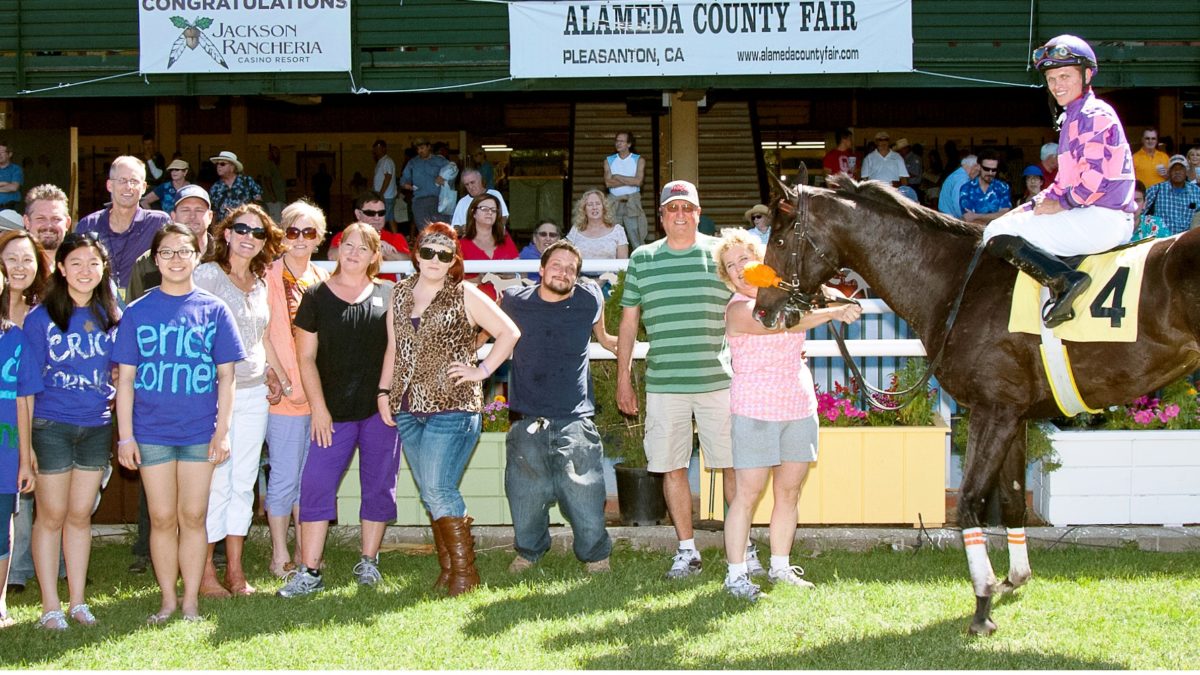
top-left (644, 390), bottom-right (733, 472)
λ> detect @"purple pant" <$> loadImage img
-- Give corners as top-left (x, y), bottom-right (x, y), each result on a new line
top-left (298, 413), bottom-right (400, 523)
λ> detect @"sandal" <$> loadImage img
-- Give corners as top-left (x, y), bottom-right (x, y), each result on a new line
top-left (0, 612), bottom-right (14, 629)
top-left (182, 613), bottom-right (204, 622)
top-left (69, 603), bottom-right (97, 626)
top-left (146, 609), bottom-right (176, 626)
top-left (37, 609), bottom-right (68, 631)
top-left (269, 561), bottom-right (296, 578)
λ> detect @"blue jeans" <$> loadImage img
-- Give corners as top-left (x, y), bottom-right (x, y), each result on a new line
top-left (505, 417), bottom-right (611, 563)
top-left (395, 411), bottom-right (480, 520)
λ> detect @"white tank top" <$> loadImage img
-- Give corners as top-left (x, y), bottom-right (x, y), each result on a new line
top-left (608, 152), bottom-right (640, 197)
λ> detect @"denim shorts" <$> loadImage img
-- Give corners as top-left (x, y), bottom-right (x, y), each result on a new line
top-left (138, 442), bottom-right (211, 467)
top-left (731, 413), bottom-right (819, 469)
top-left (32, 418), bottom-right (113, 474)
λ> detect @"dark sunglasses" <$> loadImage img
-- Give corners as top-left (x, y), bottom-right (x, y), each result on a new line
top-left (231, 222), bottom-right (267, 240)
top-left (418, 246), bottom-right (454, 263)
top-left (285, 226), bottom-right (319, 240)
top-left (359, 209), bottom-right (386, 217)
top-left (980, 166), bottom-right (999, 173)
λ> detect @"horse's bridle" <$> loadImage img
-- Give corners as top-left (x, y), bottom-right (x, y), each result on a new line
top-left (776, 186), bottom-right (986, 412)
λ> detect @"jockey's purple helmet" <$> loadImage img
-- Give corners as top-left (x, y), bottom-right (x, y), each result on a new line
top-left (1033, 35), bottom-right (1098, 77)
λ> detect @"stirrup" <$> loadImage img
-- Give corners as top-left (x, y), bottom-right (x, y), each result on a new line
top-left (1041, 298), bottom-right (1075, 328)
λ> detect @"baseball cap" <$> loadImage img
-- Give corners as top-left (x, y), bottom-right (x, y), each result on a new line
top-left (0, 209), bottom-right (23, 231)
top-left (659, 180), bottom-right (700, 207)
top-left (175, 184), bottom-right (211, 207)
top-left (1022, 165), bottom-right (1044, 177)
top-left (1168, 154), bottom-right (1188, 171)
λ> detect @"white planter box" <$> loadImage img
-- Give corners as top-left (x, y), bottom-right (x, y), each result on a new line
top-left (1031, 425), bottom-right (1200, 526)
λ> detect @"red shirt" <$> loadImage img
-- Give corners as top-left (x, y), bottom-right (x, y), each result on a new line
top-left (823, 148), bottom-right (860, 179)
top-left (330, 229), bottom-right (410, 281)
top-left (459, 234), bottom-right (519, 300)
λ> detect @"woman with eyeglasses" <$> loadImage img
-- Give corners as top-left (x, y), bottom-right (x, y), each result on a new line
top-left (0, 264), bottom-right (40, 630)
top-left (263, 200), bottom-right (329, 578)
top-left (567, 189), bottom-right (629, 261)
top-left (277, 223), bottom-right (398, 598)
top-left (193, 203), bottom-right (284, 597)
top-left (378, 223), bottom-right (520, 596)
top-left (113, 223), bottom-right (244, 624)
top-left (518, 220), bottom-right (561, 282)
top-left (24, 234), bottom-right (120, 630)
top-left (459, 193), bottom-right (519, 300)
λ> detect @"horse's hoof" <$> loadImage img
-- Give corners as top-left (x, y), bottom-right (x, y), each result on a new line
top-left (968, 618), bottom-right (998, 637)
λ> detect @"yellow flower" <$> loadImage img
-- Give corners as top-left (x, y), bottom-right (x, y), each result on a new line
top-left (494, 395), bottom-right (507, 403)
top-left (1189, 388), bottom-right (1198, 396)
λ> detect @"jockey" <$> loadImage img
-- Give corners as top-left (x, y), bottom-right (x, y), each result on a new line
top-left (982, 34), bottom-right (1136, 328)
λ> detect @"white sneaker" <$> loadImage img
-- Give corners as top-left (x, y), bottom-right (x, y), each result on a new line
top-left (665, 548), bottom-right (702, 579)
top-left (768, 565), bottom-right (815, 589)
top-left (745, 544), bottom-right (766, 578)
top-left (724, 573), bottom-right (761, 601)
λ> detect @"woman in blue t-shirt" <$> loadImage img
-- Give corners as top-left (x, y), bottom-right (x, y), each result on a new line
top-left (113, 223), bottom-right (246, 625)
top-left (0, 266), bottom-right (41, 630)
top-left (26, 233), bottom-right (120, 630)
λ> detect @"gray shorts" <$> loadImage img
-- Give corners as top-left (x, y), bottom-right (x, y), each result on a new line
top-left (731, 414), bottom-right (819, 469)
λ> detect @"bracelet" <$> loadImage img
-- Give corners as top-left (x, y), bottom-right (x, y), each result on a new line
top-left (478, 362), bottom-right (491, 376)
top-left (377, 387), bottom-right (391, 396)
top-left (117, 438), bottom-right (135, 446)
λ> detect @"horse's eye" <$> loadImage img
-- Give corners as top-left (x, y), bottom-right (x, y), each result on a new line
top-left (776, 239), bottom-right (785, 247)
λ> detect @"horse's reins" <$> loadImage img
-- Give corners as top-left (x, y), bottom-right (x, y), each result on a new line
top-left (780, 188), bottom-right (985, 412)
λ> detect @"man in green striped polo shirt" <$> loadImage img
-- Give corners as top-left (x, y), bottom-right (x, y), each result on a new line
top-left (617, 180), bottom-right (741, 580)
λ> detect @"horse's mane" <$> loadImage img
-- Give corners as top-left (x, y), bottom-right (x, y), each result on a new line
top-left (823, 174), bottom-right (984, 239)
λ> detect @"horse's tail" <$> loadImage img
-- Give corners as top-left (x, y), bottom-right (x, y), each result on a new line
top-left (1161, 229), bottom-right (1200, 338)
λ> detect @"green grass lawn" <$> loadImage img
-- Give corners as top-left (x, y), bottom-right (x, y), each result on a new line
top-left (3, 540), bottom-right (1199, 669)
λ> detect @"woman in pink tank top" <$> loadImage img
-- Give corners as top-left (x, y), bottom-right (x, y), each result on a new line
top-left (714, 229), bottom-right (862, 601)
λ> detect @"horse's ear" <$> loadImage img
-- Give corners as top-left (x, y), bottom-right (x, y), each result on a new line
top-left (769, 172), bottom-right (797, 202)
top-left (795, 164), bottom-right (809, 188)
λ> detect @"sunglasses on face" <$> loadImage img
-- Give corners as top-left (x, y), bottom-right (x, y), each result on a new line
top-left (536, 231), bottom-right (559, 238)
top-left (981, 166), bottom-right (999, 173)
top-left (664, 202), bottom-right (696, 213)
top-left (418, 247), bottom-right (455, 263)
top-left (285, 226), bottom-right (319, 240)
top-left (231, 222), bottom-right (268, 240)
top-left (751, 215), bottom-right (766, 220)
top-left (358, 209), bottom-right (386, 217)
top-left (215, 162), bottom-right (230, 167)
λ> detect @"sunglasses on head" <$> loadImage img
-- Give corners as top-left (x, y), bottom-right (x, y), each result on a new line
top-left (418, 247), bottom-right (455, 263)
top-left (285, 226), bottom-right (319, 240)
top-left (231, 222), bottom-right (267, 240)
top-left (359, 209), bottom-right (386, 217)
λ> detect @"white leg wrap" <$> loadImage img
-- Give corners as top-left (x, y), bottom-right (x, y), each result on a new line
top-left (1006, 528), bottom-right (1031, 585)
top-left (963, 527), bottom-right (995, 597)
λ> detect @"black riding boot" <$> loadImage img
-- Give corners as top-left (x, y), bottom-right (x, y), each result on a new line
top-left (985, 234), bottom-right (1091, 328)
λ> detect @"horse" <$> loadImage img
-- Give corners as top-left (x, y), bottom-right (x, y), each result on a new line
top-left (755, 174), bottom-right (1200, 636)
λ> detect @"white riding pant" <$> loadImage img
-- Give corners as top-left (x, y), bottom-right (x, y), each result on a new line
top-left (207, 384), bottom-right (269, 542)
top-left (982, 206), bottom-right (1134, 257)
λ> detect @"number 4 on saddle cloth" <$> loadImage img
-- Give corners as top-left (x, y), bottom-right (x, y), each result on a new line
top-left (1008, 237), bottom-right (1157, 415)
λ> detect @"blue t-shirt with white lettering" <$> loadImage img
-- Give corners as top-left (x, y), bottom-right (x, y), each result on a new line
top-left (24, 305), bottom-right (118, 426)
top-left (112, 288), bottom-right (246, 446)
top-left (0, 326), bottom-right (45, 494)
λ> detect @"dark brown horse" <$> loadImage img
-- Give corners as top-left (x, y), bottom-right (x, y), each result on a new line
top-left (756, 175), bottom-right (1200, 636)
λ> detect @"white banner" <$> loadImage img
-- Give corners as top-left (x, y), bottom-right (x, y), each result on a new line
top-left (138, 0), bottom-right (352, 74)
top-left (509, 0), bottom-right (912, 78)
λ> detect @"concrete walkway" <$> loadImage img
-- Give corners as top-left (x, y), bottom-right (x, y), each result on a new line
top-left (92, 524), bottom-right (1200, 554)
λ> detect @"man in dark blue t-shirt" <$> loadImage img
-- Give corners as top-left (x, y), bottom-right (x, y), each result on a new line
top-left (501, 241), bottom-right (617, 574)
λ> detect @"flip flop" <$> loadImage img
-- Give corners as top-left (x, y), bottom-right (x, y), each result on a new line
top-left (146, 609), bottom-right (176, 626)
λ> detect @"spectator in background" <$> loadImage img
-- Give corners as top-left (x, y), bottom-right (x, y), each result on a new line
top-left (567, 189), bottom-right (628, 260)
top-left (76, 156), bottom-right (171, 291)
top-left (896, 139), bottom-right (923, 192)
top-left (1020, 165), bottom-right (1045, 205)
top-left (209, 151), bottom-right (263, 221)
top-left (1039, 143), bottom-right (1059, 186)
top-left (450, 169), bottom-right (508, 227)
top-left (472, 149), bottom-right (496, 190)
top-left (141, 135), bottom-right (166, 186)
top-left (26, 234), bottom-right (120, 630)
top-left (0, 141), bottom-right (24, 212)
top-left (310, 163), bottom-right (333, 216)
top-left (961, 151), bottom-right (1012, 224)
top-left (604, 131), bottom-right (649, 247)
top-left (1143, 154), bottom-right (1200, 236)
top-left (401, 138), bottom-right (450, 231)
top-left (264, 200), bottom-right (330, 578)
top-left (518, 220), bottom-right (560, 283)
top-left (861, 131), bottom-right (909, 187)
top-left (1186, 146), bottom-right (1200, 184)
top-left (329, 192), bottom-right (410, 281)
top-left (263, 145), bottom-right (287, 223)
top-left (140, 159), bottom-right (191, 214)
top-left (1130, 180), bottom-right (1165, 240)
top-left (743, 204), bottom-right (771, 246)
top-left (937, 155), bottom-right (980, 219)
top-left (1133, 128), bottom-right (1169, 188)
top-left (822, 128), bottom-right (858, 180)
top-left (460, 193), bottom-right (519, 299)
top-left (372, 140), bottom-right (405, 230)
top-left (114, 223), bottom-right (243, 625)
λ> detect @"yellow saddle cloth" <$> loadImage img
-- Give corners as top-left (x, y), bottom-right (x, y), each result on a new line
top-left (1008, 239), bottom-right (1156, 343)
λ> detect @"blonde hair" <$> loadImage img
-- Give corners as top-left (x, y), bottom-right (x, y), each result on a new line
top-left (571, 189), bottom-right (615, 233)
top-left (280, 199), bottom-right (328, 239)
top-left (334, 222), bottom-right (382, 279)
top-left (714, 227), bottom-right (765, 291)
top-left (109, 155), bottom-right (146, 180)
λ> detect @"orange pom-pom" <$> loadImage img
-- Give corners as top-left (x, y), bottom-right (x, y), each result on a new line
top-left (743, 262), bottom-right (782, 288)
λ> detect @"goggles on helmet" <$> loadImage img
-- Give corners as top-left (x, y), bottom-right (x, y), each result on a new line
top-left (1033, 43), bottom-right (1093, 71)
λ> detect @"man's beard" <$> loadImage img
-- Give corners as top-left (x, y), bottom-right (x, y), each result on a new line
top-left (543, 277), bottom-right (573, 295)
top-left (37, 232), bottom-right (63, 252)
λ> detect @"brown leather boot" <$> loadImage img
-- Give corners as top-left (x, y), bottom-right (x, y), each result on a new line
top-left (437, 515), bottom-right (480, 597)
top-left (431, 516), bottom-right (451, 590)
